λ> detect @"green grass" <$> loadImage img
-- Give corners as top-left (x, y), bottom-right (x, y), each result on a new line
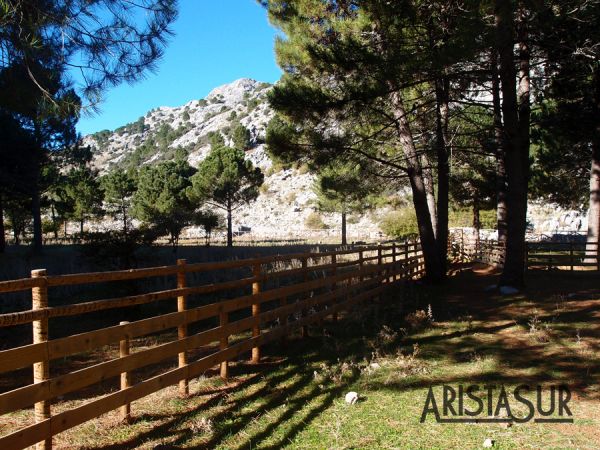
top-left (4, 266), bottom-right (599, 449)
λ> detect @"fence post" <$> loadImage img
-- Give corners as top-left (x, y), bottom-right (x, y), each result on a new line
top-left (331, 253), bottom-right (338, 322)
top-left (119, 321), bottom-right (131, 423)
top-left (359, 249), bottom-right (364, 283)
top-left (176, 259), bottom-right (188, 397)
top-left (392, 243), bottom-right (397, 282)
top-left (220, 308), bottom-right (229, 379)
top-left (32, 269), bottom-right (51, 450)
top-left (280, 296), bottom-right (288, 347)
top-left (251, 263), bottom-right (262, 363)
top-left (301, 257), bottom-right (309, 338)
top-left (570, 242), bottom-right (574, 272)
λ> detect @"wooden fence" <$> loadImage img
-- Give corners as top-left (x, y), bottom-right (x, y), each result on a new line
top-left (0, 242), bottom-right (423, 449)
top-left (449, 231), bottom-right (599, 271)
top-left (526, 241), bottom-right (600, 270)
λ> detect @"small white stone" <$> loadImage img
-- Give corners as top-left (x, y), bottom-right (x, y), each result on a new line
top-left (483, 438), bottom-right (494, 448)
top-left (345, 391), bottom-right (359, 404)
top-left (369, 362), bottom-right (381, 369)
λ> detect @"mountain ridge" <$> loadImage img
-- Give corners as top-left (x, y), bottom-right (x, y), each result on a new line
top-left (83, 78), bottom-right (386, 240)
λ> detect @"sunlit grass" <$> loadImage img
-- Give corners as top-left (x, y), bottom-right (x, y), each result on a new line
top-left (2, 266), bottom-right (599, 449)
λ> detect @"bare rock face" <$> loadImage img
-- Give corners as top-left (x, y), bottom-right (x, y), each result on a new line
top-left (83, 78), bottom-right (386, 240)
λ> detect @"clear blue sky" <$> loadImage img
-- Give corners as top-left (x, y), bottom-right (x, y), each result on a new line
top-left (75, 1), bottom-right (282, 136)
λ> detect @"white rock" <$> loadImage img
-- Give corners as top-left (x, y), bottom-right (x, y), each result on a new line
top-left (483, 438), bottom-right (494, 448)
top-left (369, 362), bottom-right (381, 369)
top-left (345, 391), bottom-right (359, 404)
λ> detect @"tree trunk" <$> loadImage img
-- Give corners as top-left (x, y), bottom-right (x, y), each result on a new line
top-left (423, 163), bottom-right (437, 238)
top-left (31, 187), bottom-right (43, 252)
top-left (473, 195), bottom-right (481, 253)
top-left (0, 194), bottom-right (5, 253)
top-left (341, 210), bottom-right (347, 245)
top-left (227, 201), bottom-right (233, 247)
top-left (491, 48), bottom-right (508, 245)
top-left (390, 90), bottom-right (443, 282)
top-left (50, 204), bottom-right (58, 239)
top-left (80, 218), bottom-right (84, 236)
top-left (434, 75), bottom-right (450, 278)
top-left (496, 0), bottom-right (529, 288)
top-left (585, 67), bottom-right (600, 263)
top-left (13, 225), bottom-right (20, 245)
top-left (31, 122), bottom-right (43, 253)
top-left (64, 220), bottom-right (68, 238)
top-left (122, 201), bottom-right (128, 234)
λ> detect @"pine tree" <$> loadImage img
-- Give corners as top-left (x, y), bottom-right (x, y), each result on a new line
top-left (101, 169), bottom-right (137, 234)
top-left (0, 0), bottom-right (177, 108)
top-left (532, 0), bottom-right (600, 263)
top-left (314, 162), bottom-right (377, 245)
top-left (190, 143), bottom-right (264, 247)
top-left (63, 167), bottom-right (103, 236)
top-left (231, 122), bottom-right (252, 151)
top-left (132, 160), bottom-right (196, 250)
top-left (262, 0), bottom-right (482, 282)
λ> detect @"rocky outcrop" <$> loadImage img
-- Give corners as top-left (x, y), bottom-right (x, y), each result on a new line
top-left (84, 78), bottom-right (385, 240)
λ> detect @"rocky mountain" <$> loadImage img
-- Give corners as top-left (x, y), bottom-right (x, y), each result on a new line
top-left (84, 78), bottom-right (589, 242)
top-left (84, 78), bottom-right (386, 241)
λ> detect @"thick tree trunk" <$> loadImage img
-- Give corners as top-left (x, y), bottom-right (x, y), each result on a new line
top-left (341, 210), bottom-right (347, 245)
top-left (434, 75), bottom-right (450, 278)
top-left (0, 194), bottom-right (5, 253)
top-left (491, 48), bottom-right (508, 245)
top-left (585, 67), bottom-right (600, 263)
top-left (496, 0), bottom-right (529, 288)
top-left (226, 202), bottom-right (233, 247)
top-left (390, 90), bottom-right (443, 282)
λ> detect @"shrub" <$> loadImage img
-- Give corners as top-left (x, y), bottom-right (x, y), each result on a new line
top-left (380, 209), bottom-right (419, 239)
top-left (305, 212), bottom-right (328, 229)
top-left (297, 163), bottom-right (310, 175)
top-left (81, 228), bottom-right (160, 269)
top-left (259, 183), bottom-right (270, 195)
top-left (448, 207), bottom-right (497, 229)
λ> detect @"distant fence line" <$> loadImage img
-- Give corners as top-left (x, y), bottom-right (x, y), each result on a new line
top-left (0, 242), bottom-right (423, 449)
top-left (4, 228), bottom-right (385, 247)
top-left (449, 230), bottom-right (599, 271)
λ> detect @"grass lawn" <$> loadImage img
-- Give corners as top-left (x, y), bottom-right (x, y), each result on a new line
top-left (2, 264), bottom-right (599, 449)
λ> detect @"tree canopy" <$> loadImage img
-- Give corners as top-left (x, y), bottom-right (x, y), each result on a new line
top-left (190, 143), bottom-right (264, 246)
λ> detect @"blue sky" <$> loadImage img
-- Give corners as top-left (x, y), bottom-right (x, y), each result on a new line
top-left (75, 1), bottom-right (282, 136)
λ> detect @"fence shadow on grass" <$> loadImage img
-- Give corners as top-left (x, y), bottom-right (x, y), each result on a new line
top-left (86, 265), bottom-right (599, 448)
top-left (368, 265), bottom-right (600, 398)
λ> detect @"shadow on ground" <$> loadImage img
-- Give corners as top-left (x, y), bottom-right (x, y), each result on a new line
top-left (73, 264), bottom-right (600, 448)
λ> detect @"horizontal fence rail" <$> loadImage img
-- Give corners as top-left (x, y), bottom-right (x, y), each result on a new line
top-left (449, 231), bottom-right (599, 271)
top-left (0, 242), bottom-right (424, 449)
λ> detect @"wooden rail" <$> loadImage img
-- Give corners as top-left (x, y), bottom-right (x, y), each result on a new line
top-left (0, 243), bottom-right (423, 449)
top-left (449, 232), bottom-right (599, 271)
